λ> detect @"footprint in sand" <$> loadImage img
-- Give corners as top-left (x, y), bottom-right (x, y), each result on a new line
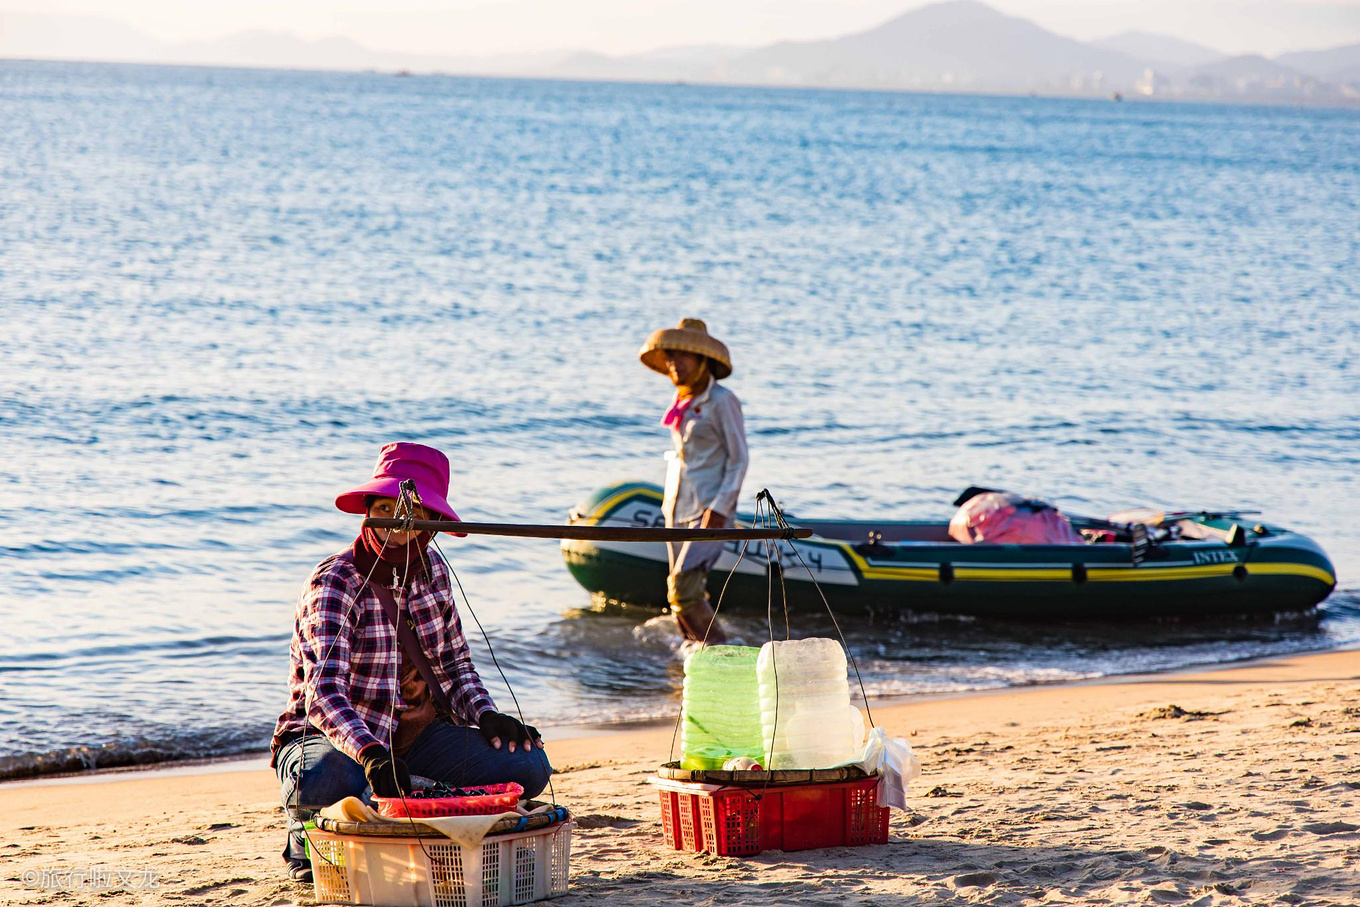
top-left (574, 814), bottom-right (641, 829)
top-left (1301, 821), bottom-right (1358, 835)
top-left (1250, 827), bottom-right (1290, 841)
top-left (181, 878), bottom-right (255, 896)
top-left (170, 834), bottom-right (209, 846)
top-left (952, 871), bottom-right (997, 888)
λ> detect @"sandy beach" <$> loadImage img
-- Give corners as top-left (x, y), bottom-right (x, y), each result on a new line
top-left (3, 648), bottom-right (1357, 906)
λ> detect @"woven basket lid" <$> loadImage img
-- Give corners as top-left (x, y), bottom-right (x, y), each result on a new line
top-left (655, 761), bottom-right (872, 786)
top-left (314, 803), bottom-right (570, 838)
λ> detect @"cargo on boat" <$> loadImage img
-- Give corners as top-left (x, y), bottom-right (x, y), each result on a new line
top-left (561, 482), bottom-right (1337, 619)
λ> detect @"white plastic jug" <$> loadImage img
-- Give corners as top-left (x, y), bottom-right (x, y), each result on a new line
top-left (680, 645), bottom-right (765, 770)
top-left (757, 637), bottom-right (866, 769)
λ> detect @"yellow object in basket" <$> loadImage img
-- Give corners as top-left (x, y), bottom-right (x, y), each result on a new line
top-left (319, 797), bottom-right (388, 823)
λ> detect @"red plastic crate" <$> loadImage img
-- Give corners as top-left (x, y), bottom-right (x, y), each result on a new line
top-left (653, 777), bottom-right (889, 855)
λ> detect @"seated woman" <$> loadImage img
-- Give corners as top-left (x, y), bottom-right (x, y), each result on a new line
top-left (271, 442), bottom-right (551, 881)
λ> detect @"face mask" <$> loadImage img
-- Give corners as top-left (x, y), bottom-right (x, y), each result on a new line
top-left (353, 526), bottom-right (433, 585)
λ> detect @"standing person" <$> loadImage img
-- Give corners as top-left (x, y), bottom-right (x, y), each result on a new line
top-left (271, 442), bottom-right (551, 882)
top-left (639, 318), bottom-right (749, 643)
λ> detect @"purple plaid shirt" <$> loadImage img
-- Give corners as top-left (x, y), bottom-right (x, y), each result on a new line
top-left (271, 547), bottom-right (496, 764)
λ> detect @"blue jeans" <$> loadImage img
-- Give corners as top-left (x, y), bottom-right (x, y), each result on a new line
top-left (275, 721), bottom-right (554, 862)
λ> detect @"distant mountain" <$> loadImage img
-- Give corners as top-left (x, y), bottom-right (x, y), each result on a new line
top-left (720, 0), bottom-right (1146, 91)
top-left (1328, 63), bottom-right (1360, 86)
top-left (1190, 54), bottom-right (1304, 83)
top-left (1181, 54), bottom-right (1340, 98)
top-left (1275, 43), bottom-right (1360, 83)
top-left (1090, 30), bottom-right (1225, 70)
top-left (4, 2), bottom-right (1359, 104)
top-left (539, 3), bottom-right (1360, 101)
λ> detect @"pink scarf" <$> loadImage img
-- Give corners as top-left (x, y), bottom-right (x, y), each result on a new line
top-left (661, 393), bottom-right (696, 430)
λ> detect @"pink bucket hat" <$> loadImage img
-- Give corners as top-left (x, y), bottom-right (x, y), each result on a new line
top-left (335, 442), bottom-right (461, 525)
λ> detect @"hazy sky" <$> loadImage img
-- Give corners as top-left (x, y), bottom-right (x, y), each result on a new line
top-left (6, 0), bottom-right (1360, 57)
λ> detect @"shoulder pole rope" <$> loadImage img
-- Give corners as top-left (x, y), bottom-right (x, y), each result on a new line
top-left (297, 486), bottom-right (821, 867)
top-left (757, 490), bottom-right (877, 731)
top-left (293, 514), bottom-right (394, 870)
top-left (665, 496), bottom-right (765, 766)
top-left (298, 482), bottom-right (447, 870)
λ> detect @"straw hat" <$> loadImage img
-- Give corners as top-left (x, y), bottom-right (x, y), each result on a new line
top-left (638, 318), bottom-right (732, 379)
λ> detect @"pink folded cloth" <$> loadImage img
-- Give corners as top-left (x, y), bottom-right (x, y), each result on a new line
top-left (949, 492), bottom-right (1084, 545)
top-left (661, 394), bottom-right (695, 429)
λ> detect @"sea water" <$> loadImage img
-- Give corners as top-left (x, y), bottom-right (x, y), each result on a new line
top-left (1, 60), bottom-right (1357, 778)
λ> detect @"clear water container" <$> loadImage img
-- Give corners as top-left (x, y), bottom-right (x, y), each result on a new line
top-left (757, 637), bottom-right (866, 769)
top-left (680, 645), bottom-right (765, 770)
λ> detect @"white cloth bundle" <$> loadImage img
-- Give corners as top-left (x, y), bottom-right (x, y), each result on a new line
top-left (858, 727), bottom-right (922, 810)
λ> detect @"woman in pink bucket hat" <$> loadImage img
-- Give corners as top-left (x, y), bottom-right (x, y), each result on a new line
top-left (332, 441), bottom-right (463, 526)
top-left (270, 442), bottom-right (551, 882)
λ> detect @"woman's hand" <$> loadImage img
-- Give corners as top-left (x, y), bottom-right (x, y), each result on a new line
top-left (700, 509), bottom-right (728, 529)
top-left (359, 744), bottom-right (412, 797)
top-left (478, 711), bottom-right (543, 754)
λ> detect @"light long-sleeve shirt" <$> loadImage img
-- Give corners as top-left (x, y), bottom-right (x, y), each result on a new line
top-left (662, 380), bottom-right (749, 525)
top-left (270, 548), bottom-right (496, 764)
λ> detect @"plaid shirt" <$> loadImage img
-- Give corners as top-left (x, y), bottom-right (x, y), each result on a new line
top-left (271, 547), bottom-right (496, 764)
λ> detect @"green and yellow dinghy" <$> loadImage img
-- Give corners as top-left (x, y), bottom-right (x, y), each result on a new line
top-left (561, 482), bottom-right (1336, 619)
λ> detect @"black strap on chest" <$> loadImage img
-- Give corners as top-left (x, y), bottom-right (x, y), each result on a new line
top-left (339, 551), bottom-right (455, 718)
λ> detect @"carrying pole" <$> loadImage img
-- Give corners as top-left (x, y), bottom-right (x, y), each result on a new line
top-left (363, 518), bottom-right (814, 543)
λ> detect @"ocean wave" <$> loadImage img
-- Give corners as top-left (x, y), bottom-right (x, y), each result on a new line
top-left (0, 633), bottom-right (290, 673)
top-left (0, 736), bottom-right (268, 783)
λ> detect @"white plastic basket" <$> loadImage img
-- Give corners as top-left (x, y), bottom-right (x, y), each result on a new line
top-left (308, 821), bottom-right (572, 906)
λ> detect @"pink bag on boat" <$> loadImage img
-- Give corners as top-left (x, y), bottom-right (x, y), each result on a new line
top-left (949, 491), bottom-right (1084, 545)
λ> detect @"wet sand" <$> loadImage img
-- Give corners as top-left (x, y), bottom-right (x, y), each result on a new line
top-left (3, 649), bottom-right (1358, 906)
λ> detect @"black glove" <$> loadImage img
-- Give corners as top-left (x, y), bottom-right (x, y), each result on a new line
top-left (478, 711), bottom-right (542, 754)
top-left (359, 745), bottom-right (412, 798)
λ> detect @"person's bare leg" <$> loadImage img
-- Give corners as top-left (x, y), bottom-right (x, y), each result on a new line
top-left (668, 566), bottom-right (726, 643)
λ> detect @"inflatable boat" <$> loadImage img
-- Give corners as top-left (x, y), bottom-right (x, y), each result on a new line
top-left (561, 482), bottom-right (1336, 619)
